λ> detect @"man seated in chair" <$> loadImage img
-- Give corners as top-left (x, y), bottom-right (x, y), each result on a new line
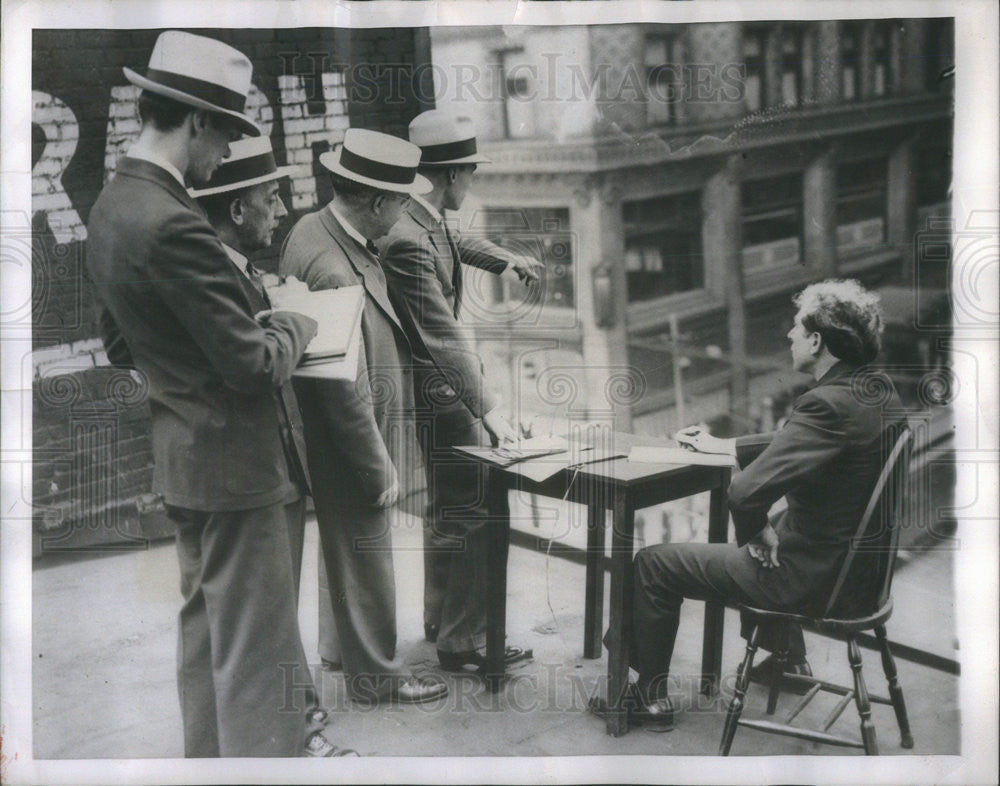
top-left (609, 278), bottom-right (902, 732)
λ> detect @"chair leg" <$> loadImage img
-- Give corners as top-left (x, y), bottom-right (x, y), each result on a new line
top-left (847, 637), bottom-right (879, 755)
top-left (766, 644), bottom-right (789, 716)
top-left (719, 624), bottom-right (760, 756)
top-left (874, 624), bottom-right (914, 749)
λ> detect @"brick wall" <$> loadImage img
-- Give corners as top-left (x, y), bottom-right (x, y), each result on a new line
top-left (31, 28), bottom-right (432, 553)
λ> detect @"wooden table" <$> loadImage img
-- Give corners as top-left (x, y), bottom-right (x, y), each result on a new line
top-left (472, 431), bottom-right (731, 737)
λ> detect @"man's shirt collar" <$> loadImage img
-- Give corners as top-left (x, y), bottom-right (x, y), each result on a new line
top-left (412, 194), bottom-right (443, 225)
top-left (327, 203), bottom-right (372, 250)
top-left (222, 243), bottom-right (249, 277)
top-left (125, 144), bottom-right (186, 188)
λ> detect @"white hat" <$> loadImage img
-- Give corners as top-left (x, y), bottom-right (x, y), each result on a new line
top-left (408, 110), bottom-right (491, 165)
top-left (319, 129), bottom-right (432, 195)
top-left (189, 136), bottom-right (298, 197)
top-left (123, 30), bottom-right (260, 137)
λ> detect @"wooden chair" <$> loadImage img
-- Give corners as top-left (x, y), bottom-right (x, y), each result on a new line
top-left (719, 426), bottom-right (914, 756)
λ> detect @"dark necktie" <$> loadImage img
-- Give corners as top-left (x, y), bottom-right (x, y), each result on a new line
top-left (246, 262), bottom-right (271, 307)
top-left (366, 240), bottom-right (381, 259)
top-left (443, 223), bottom-right (462, 319)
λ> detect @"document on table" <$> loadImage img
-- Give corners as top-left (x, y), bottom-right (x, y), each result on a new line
top-left (627, 445), bottom-right (736, 466)
top-left (454, 435), bottom-right (627, 482)
top-left (292, 289), bottom-right (364, 380)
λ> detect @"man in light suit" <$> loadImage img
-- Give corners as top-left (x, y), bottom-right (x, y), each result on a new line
top-left (190, 136), bottom-right (354, 755)
top-left (599, 279), bottom-right (903, 732)
top-left (280, 129), bottom-right (448, 704)
top-left (379, 110), bottom-right (542, 673)
top-left (86, 32), bottom-right (333, 757)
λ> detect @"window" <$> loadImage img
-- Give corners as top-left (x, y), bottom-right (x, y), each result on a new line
top-left (872, 22), bottom-right (893, 97)
top-left (836, 157), bottom-right (888, 255)
top-left (480, 207), bottom-right (573, 307)
top-left (840, 22), bottom-right (862, 101)
top-left (742, 27), bottom-right (768, 112)
top-left (741, 173), bottom-right (803, 273)
top-left (779, 25), bottom-right (804, 106)
top-left (623, 192), bottom-right (703, 302)
top-left (645, 33), bottom-right (683, 125)
top-left (500, 49), bottom-right (535, 139)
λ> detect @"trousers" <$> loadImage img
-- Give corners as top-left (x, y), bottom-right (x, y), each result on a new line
top-left (173, 501), bottom-right (313, 757)
top-left (419, 411), bottom-right (502, 654)
top-left (631, 541), bottom-right (807, 698)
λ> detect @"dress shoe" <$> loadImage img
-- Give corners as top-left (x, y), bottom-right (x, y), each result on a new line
top-left (304, 731), bottom-right (359, 757)
top-left (321, 658), bottom-right (343, 672)
top-left (424, 623), bottom-right (439, 643)
top-left (437, 645), bottom-right (533, 674)
top-left (588, 683), bottom-right (674, 732)
top-left (746, 654), bottom-right (813, 695)
top-left (391, 675), bottom-right (448, 704)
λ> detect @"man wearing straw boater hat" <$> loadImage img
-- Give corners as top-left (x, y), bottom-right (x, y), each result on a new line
top-left (280, 128), bottom-right (448, 704)
top-left (86, 32), bottom-right (347, 757)
top-left (189, 136), bottom-right (354, 756)
top-left (380, 110), bottom-right (540, 675)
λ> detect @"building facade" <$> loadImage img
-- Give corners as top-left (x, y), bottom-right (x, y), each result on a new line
top-left (431, 19), bottom-right (954, 440)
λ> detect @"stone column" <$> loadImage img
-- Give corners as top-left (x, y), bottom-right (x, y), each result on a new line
top-left (574, 177), bottom-right (634, 430)
top-left (804, 147), bottom-right (838, 276)
top-left (702, 155), bottom-right (747, 421)
top-left (814, 21), bottom-right (841, 104)
top-left (888, 135), bottom-right (918, 283)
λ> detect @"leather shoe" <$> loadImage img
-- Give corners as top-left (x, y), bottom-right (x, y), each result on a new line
top-left (438, 645), bottom-right (533, 673)
top-left (588, 684), bottom-right (674, 733)
top-left (304, 731), bottom-right (359, 757)
top-left (320, 658), bottom-right (342, 672)
top-left (424, 623), bottom-right (439, 643)
top-left (747, 654), bottom-right (813, 695)
top-left (391, 675), bottom-right (448, 704)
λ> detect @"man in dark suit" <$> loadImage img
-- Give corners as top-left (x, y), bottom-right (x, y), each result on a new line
top-left (190, 136), bottom-right (356, 756)
top-left (379, 110), bottom-right (541, 672)
top-left (608, 279), bottom-right (902, 732)
top-left (86, 32), bottom-right (331, 757)
top-left (280, 129), bottom-right (447, 704)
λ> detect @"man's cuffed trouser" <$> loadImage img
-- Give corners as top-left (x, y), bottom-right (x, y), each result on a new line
top-left (173, 501), bottom-right (314, 757)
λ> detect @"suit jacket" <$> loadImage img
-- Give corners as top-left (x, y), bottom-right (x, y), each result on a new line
top-left (379, 200), bottom-right (514, 425)
top-left (86, 157), bottom-right (317, 511)
top-left (225, 248), bottom-right (311, 502)
top-left (279, 205), bottom-right (413, 504)
top-left (726, 361), bottom-right (905, 613)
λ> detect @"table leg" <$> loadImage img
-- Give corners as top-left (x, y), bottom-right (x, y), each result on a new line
top-left (583, 500), bottom-right (606, 659)
top-left (485, 468), bottom-right (510, 693)
top-left (605, 493), bottom-right (635, 736)
top-left (701, 471), bottom-right (730, 697)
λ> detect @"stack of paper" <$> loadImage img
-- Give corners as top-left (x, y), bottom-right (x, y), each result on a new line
top-left (281, 285), bottom-right (364, 364)
top-left (291, 285), bottom-right (365, 380)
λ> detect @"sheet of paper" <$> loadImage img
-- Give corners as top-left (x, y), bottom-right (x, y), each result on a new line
top-left (292, 301), bottom-right (362, 380)
top-left (281, 284), bottom-right (364, 361)
top-left (628, 446), bottom-right (735, 466)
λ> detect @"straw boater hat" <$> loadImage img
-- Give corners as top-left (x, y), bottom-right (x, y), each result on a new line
top-left (188, 136), bottom-right (297, 197)
top-left (407, 110), bottom-right (491, 166)
top-left (319, 129), bottom-right (432, 195)
top-left (123, 30), bottom-right (260, 137)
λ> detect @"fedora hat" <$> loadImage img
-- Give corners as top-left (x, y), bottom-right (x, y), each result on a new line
top-left (319, 129), bottom-right (432, 195)
top-left (124, 30), bottom-right (260, 137)
top-left (408, 110), bottom-right (491, 166)
top-left (189, 136), bottom-right (298, 197)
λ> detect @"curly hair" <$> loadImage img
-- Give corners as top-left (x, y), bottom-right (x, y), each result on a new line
top-left (793, 279), bottom-right (884, 365)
